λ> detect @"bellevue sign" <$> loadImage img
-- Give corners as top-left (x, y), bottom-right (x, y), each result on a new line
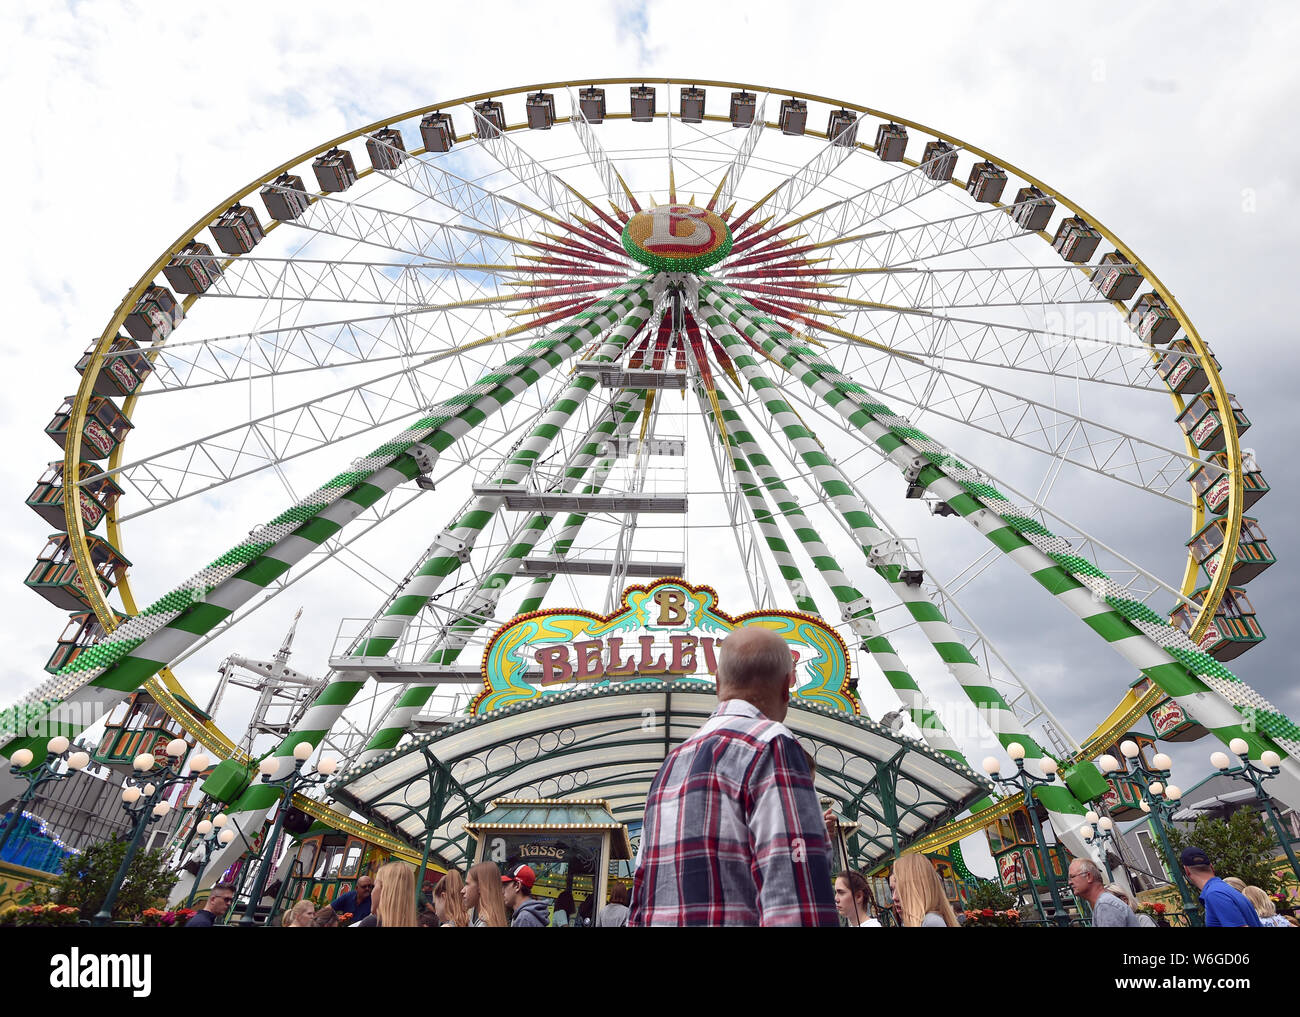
top-left (473, 578), bottom-right (856, 714)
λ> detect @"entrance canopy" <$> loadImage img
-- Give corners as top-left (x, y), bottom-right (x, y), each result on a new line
top-left (328, 683), bottom-right (993, 871)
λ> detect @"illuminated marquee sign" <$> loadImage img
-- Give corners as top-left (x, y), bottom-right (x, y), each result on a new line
top-left (473, 578), bottom-right (855, 715)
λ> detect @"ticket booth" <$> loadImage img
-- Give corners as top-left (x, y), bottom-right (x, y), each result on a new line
top-left (465, 798), bottom-right (632, 925)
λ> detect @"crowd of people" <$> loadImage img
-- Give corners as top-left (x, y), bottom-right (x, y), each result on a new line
top-left (182, 624), bottom-right (1296, 929)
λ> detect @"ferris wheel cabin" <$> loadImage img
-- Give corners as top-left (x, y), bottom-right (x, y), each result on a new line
top-left (526, 92), bottom-right (556, 130)
top-left (312, 148), bottom-right (358, 193)
top-left (1170, 586), bottom-right (1264, 662)
top-left (75, 334), bottom-right (153, 398)
top-left (579, 87), bottom-right (606, 124)
top-left (1011, 185), bottom-right (1055, 231)
top-left (261, 172), bottom-right (311, 221)
top-left (920, 139), bottom-right (957, 180)
top-left (983, 804), bottom-right (1071, 912)
top-left (1154, 339), bottom-right (1219, 395)
top-left (730, 91), bottom-right (757, 128)
top-left (1188, 451), bottom-right (1269, 515)
top-left (874, 122), bottom-right (908, 161)
top-left (45, 610), bottom-right (127, 674)
top-left (162, 240), bottom-right (223, 295)
top-left (45, 394), bottom-right (132, 460)
top-left (1176, 391), bottom-right (1250, 453)
top-left (678, 86), bottom-right (704, 123)
top-left (474, 99), bottom-right (506, 137)
top-left (1051, 216), bottom-right (1102, 263)
top-left (365, 127), bottom-right (406, 171)
top-left (966, 161), bottom-right (1008, 203)
top-left (123, 284), bottom-right (184, 344)
top-left (25, 532), bottom-right (129, 612)
top-left (1187, 515), bottom-right (1275, 585)
top-left (779, 98), bottom-right (807, 136)
top-left (1090, 251), bottom-right (1143, 301)
top-left (1129, 292), bottom-right (1179, 344)
top-left (210, 203), bottom-right (265, 255)
top-left (418, 112), bottom-right (456, 152)
top-left (630, 85), bottom-right (656, 122)
top-left (26, 460), bottom-right (122, 532)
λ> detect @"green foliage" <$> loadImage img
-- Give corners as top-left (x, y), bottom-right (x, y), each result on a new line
top-left (1166, 809), bottom-right (1280, 894)
top-left (48, 837), bottom-right (179, 922)
top-left (963, 878), bottom-right (1018, 912)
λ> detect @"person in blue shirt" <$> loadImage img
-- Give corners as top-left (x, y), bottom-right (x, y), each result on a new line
top-left (329, 874), bottom-right (374, 925)
top-left (1179, 847), bottom-right (1262, 927)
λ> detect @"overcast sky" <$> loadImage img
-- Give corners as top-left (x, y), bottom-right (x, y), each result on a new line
top-left (3, 1), bottom-right (1298, 870)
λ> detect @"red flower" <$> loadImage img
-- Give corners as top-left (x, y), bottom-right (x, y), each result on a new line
top-left (1153, 902), bottom-right (1167, 914)
top-left (981, 908), bottom-right (994, 917)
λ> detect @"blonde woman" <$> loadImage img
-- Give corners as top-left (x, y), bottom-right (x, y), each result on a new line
top-left (283, 898), bottom-right (316, 927)
top-left (463, 861), bottom-right (508, 927)
top-left (434, 870), bottom-right (470, 927)
top-left (356, 860), bottom-right (418, 928)
top-left (1243, 885), bottom-right (1293, 928)
top-left (892, 852), bottom-right (958, 927)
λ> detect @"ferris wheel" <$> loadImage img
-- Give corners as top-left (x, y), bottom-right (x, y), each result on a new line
top-left (9, 78), bottom-right (1297, 876)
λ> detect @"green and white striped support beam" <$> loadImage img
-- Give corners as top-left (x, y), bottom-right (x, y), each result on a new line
top-left (355, 386), bottom-right (646, 763)
top-left (704, 279), bottom-right (1300, 812)
top-left (690, 378), bottom-right (821, 615)
top-left (706, 381), bottom-right (967, 763)
top-left (0, 275), bottom-right (651, 767)
top-left (703, 283), bottom-right (1088, 842)
top-left (350, 288), bottom-right (655, 662)
top-left (701, 291), bottom-right (1034, 758)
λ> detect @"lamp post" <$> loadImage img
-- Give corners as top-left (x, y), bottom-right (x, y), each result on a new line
top-left (93, 740), bottom-right (209, 926)
top-left (1211, 741), bottom-right (1300, 884)
top-left (237, 742), bottom-right (336, 927)
top-left (0, 737), bottom-right (91, 856)
top-left (982, 744), bottom-right (1071, 927)
top-left (1096, 742), bottom-right (1201, 925)
top-left (1080, 811), bottom-right (1117, 883)
top-left (183, 810), bottom-right (237, 910)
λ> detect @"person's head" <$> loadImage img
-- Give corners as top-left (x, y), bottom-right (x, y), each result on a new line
top-left (888, 873), bottom-right (901, 918)
top-left (834, 870), bottom-right (870, 922)
top-left (435, 870), bottom-right (469, 927)
top-left (285, 898), bottom-right (316, 927)
top-left (893, 853), bottom-right (958, 927)
top-left (1178, 846), bottom-right (1215, 889)
top-left (555, 889), bottom-right (575, 915)
top-left (501, 862), bottom-right (536, 910)
top-left (465, 861), bottom-right (507, 927)
top-left (205, 882), bottom-right (236, 916)
top-left (1104, 884), bottom-right (1136, 910)
top-left (608, 882), bottom-right (630, 906)
top-left (1222, 876), bottom-right (1246, 892)
top-left (355, 875), bottom-right (374, 903)
top-left (1242, 885), bottom-right (1275, 919)
top-left (1067, 857), bottom-right (1105, 904)
top-left (372, 860), bottom-right (418, 928)
top-left (716, 625), bottom-right (797, 722)
top-left (311, 905), bottom-right (339, 928)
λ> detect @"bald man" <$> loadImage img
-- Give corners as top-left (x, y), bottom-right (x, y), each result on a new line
top-left (629, 626), bottom-right (838, 926)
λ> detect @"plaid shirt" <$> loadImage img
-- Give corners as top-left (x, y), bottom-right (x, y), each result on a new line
top-left (628, 699), bottom-right (838, 926)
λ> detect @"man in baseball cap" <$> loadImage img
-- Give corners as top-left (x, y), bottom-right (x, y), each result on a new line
top-left (502, 863), bottom-right (550, 927)
top-left (1179, 846), bottom-right (1261, 927)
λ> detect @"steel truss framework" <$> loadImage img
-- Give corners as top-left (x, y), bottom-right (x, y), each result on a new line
top-left (8, 79), bottom-right (1289, 885)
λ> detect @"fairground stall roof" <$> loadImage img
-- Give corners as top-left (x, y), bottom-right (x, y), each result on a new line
top-left (327, 683), bottom-right (994, 871)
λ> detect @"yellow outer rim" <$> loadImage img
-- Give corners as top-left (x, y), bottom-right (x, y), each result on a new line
top-left (61, 77), bottom-right (1239, 846)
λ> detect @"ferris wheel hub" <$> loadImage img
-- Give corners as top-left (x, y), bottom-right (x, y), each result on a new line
top-left (622, 203), bottom-right (731, 273)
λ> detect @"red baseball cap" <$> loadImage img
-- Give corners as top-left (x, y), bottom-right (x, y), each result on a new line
top-left (502, 863), bottom-right (536, 890)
